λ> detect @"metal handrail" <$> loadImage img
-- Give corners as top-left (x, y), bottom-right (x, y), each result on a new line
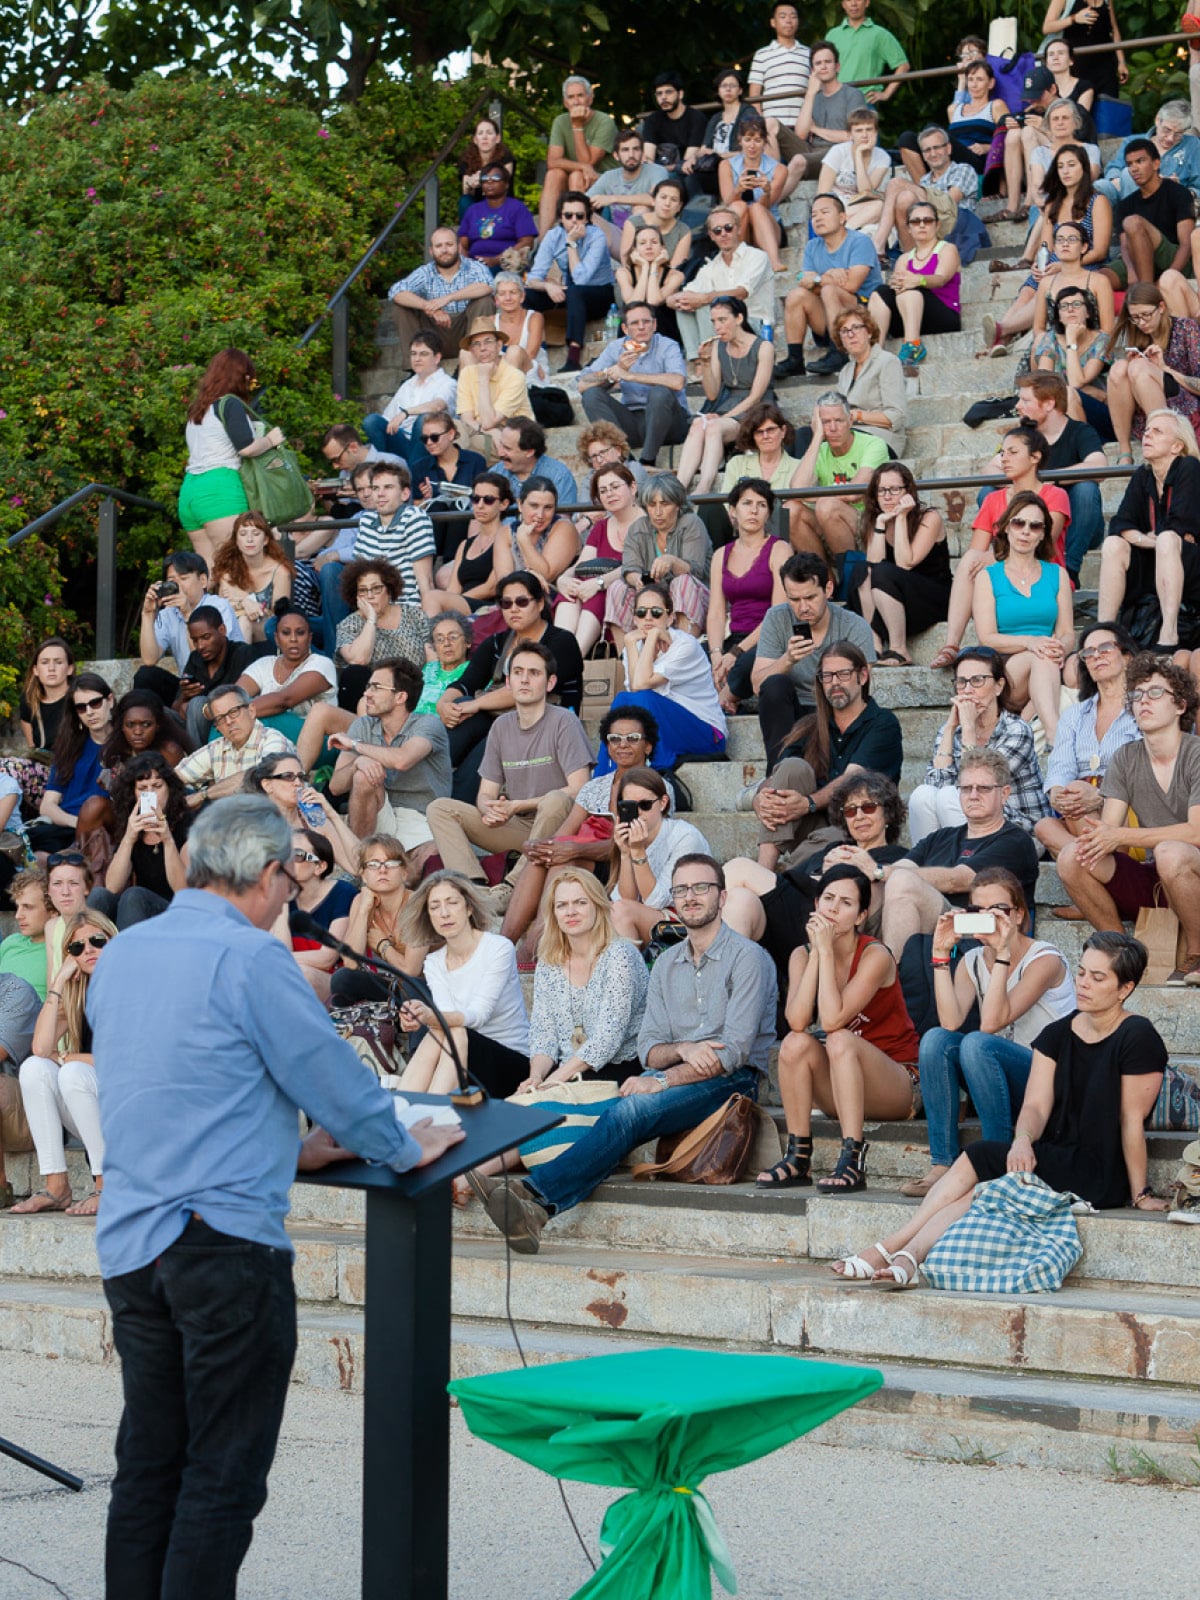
top-left (7, 483), bottom-right (170, 659)
top-left (279, 460), bottom-right (1137, 531)
top-left (667, 29), bottom-right (1192, 114)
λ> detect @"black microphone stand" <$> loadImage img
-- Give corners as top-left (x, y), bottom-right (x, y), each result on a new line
top-left (0, 1434), bottom-right (82, 1491)
top-left (291, 914), bottom-right (485, 1106)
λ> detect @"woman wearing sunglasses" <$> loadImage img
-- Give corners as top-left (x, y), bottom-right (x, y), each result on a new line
top-left (905, 867), bottom-right (1075, 1198)
top-left (244, 752), bottom-right (362, 876)
top-left (11, 909), bottom-right (117, 1215)
top-left (972, 491), bottom-right (1075, 745)
top-left (757, 865), bottom-right (919, 1191)
top-left (723, 772), bottom-right (908, 982)
top-left (606, 767), bottom-right (710, 949)
top-left (426, 471), bottom-right (516, 619)
top-left (27, 673), bottom-right (115, 858)
top-left (602, 581), bottom-right (726, 770)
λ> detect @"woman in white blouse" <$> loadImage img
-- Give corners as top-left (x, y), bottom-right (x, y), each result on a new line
top-left (607, 766), bottom-right (711, 947)
top-left (397, 871), bottom-right (529, 1097)
top-left (236, 609), bottom-right (337, 744)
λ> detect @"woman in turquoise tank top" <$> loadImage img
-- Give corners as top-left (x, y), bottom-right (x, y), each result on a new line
top-left (972, 490), bottom-right (1074, 744)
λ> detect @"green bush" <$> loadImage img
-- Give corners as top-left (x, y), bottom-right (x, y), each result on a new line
top-left (0, 69), bottom-right (509, 668)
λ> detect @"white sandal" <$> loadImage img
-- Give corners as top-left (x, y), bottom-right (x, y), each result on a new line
top-left (875, 1248), bottom-right (921, 1290)
top-left (832, 1242), bottom-right (894, 1282)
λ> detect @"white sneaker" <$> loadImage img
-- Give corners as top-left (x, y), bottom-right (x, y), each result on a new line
top-left (736, 779), bottom-right (764, 812)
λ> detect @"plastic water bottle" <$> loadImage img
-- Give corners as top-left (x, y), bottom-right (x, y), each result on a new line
top-left (605, 304), bottom-right (621, 342)
top-left (1035, 243), bottom-right (1050, 274)
top-left (761, 320), bottom-right (774, 345)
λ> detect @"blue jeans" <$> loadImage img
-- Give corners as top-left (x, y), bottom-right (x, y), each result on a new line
top-left (525, 1067), bottom-right (758, 1215)
top-left (363, 412), bottom-right (420, 465)
top-left (918, 1027), bottom-right (1033, 1168)
top-left (1064, 478), bottom-right (1104, 579)
top-left (103, 1215), bottom-right (297, 1600)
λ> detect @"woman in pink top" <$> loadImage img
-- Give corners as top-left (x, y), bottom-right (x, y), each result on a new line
top-left (871, 201), bottom-right (962, 368)
top-left (705, 477), bottom-right (788, 713)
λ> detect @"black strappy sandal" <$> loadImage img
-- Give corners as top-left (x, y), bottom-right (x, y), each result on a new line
top-left (756, 1133), bottom-right (813, 1189)
top-left (817, 1136), bottom-right (869, 1194)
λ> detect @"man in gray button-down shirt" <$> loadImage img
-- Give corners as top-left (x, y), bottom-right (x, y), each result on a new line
top-left (578, 304), bottom-right (691, 467)
top-left (476, 853), bottom-right (777, 1252)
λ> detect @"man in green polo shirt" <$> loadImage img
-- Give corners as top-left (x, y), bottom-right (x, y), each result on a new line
top-left (539, 75), bottom-right (618, 232)
top-left (827, 0), bottom-right (909, 105)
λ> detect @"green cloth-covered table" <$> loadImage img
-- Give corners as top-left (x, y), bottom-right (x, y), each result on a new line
top-left (449, 1346), bottom-right (882, 1598)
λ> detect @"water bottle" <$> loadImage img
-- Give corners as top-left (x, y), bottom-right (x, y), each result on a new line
top-left (605, 304), bottom-right (621, 342)
top-left (761, 320), bottom-right (774, 345)
top-left (1035, 243), bottom-right (1050, 274)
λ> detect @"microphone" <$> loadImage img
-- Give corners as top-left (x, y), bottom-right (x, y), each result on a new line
top-left (292, 911), bottom-right (484, 1106)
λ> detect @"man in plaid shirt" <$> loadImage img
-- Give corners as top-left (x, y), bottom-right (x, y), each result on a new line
top-left (388, 229), bottom-right (494, 366)
top-left (175, 686), bottom-right (296, 808)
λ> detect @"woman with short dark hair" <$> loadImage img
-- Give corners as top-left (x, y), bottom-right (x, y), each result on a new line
top-left (835, 932), bottom-right (1168, 1288)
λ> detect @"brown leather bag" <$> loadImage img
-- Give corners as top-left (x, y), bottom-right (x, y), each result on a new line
top-left (630, 1094), bottom-right (758, 1185)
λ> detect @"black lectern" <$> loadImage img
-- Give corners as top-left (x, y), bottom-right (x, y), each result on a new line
top-left (298, 1091), bottom-right (563, 1600)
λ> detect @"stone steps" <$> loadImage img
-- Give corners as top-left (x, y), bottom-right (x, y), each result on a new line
top-left (5, 1271), bottom-right (1199, 1479)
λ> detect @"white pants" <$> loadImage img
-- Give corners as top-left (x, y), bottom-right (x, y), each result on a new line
top-left (675, 306), bottom-right (716, 360)
top-left (18, 1055), bottom-right (104, 1177)
top-left (907, 782), bottom-right (966, 845)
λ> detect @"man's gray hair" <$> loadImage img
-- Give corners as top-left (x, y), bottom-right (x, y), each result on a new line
top-left (1158, 99), bottom-right (1194, 133)
top-left (205, 683), bottom-right (250, 718)
top-left (919, 124), bottom-right (949, 145)
top-left (563, 75), bottom-right (593, 99)
top-left (187, 796), bottom-right (292, 892)
top-left (958, 746), bottom-right (1013, 787)
top-left (815, 392), bottom-right (853, 418)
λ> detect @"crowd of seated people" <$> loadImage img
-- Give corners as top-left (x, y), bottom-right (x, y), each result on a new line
top-left (5, 5), bottom-right (1200, 1263)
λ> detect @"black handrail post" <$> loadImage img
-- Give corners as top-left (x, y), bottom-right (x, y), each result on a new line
top-left (423, 173), bottom-right (440, 253)
top-left (332, 298), bottom-right (351, 402)
top-left (96, 496), bottom-right (118, 661)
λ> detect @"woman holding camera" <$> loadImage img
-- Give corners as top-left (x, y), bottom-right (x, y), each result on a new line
top-left (606, 766), bottom-right (710, 948)
top-left (905, 867), bottom-right (1075, 1198)
top-left (757, 865), bottom-right (920, 1192)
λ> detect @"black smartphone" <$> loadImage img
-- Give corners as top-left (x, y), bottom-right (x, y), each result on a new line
top-left (792, 620), bottom-right (812, 640)
top-left (617, 800), bottom-right (639, 826)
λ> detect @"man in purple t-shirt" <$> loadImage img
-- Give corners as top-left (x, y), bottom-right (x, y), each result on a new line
top-left (459, 167), bottom-right (538, 269)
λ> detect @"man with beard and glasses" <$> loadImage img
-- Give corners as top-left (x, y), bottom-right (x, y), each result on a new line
top-left (471, 853), bottom-right (776, 1253)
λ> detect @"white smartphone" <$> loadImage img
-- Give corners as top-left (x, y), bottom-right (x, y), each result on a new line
top-left (954, 912), bottom-right (995, 936)
top-left (138, 791), bottom-right (159, 815)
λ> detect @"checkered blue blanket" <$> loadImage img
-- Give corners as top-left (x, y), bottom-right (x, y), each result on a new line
top-left (923, 1172), bottom-right (1083, 1293)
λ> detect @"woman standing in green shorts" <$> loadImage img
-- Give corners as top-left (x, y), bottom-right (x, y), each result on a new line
top-left (179, 348), bottom-right (283, 565)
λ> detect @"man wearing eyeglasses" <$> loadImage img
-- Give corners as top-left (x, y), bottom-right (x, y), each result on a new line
top-left (456, 319), bottom-right (531, 460)
top-left (880, 747), bottom-right (1040, 959)
top-left (476, 853), bottom-right (776, 1252)
top-left (176, 687), bottom-right (296, 809)
top-left (428, 640), bottom-right (592, 915)
top-left (328, 658), bottom-right (450, 876)
top-left (578, 303), bottom-right (690, 468)
top-left (870, 125), bottom-right (977, 260)
top-left (750, 642), bottom-right (901, 868)
top-left (665, 206), bottom-right (774, 362)
top-left (386, 225), bottom-right (495, 367)
top-left (1059, 656), bottom-right (1200, 986)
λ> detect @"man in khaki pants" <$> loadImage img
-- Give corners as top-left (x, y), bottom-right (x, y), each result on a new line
top-left (427, 640), bottom-right (592, 917)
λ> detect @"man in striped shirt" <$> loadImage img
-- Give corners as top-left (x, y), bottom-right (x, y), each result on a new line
top-left (748, 2), bottom-right (811, 164)
top-left (348, 463), bottom-right (436, 610)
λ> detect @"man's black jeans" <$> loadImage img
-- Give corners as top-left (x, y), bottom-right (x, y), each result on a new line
top-left (103, 1215), bottom-right (297, 1600)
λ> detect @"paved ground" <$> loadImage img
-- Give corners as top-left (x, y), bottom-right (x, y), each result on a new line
top-left (1, 1349), bottom-right (1198, 1599)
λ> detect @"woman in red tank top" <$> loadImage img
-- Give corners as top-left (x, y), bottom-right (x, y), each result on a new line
top-left (756, 863), bottom-right (919, 1193)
